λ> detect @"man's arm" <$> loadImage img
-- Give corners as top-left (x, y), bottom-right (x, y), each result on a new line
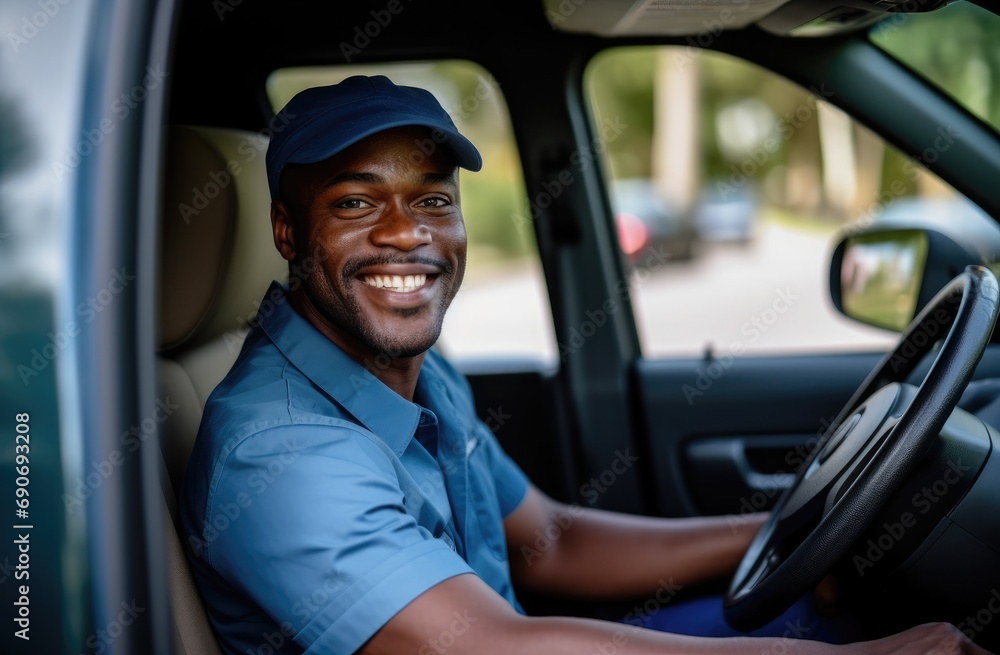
top-left (358, 573), bottom-right (987, 655)
top-left (504, 484), bottom-right (767, 599)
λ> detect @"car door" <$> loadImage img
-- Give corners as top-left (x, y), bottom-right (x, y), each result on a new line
top-left (0, 1), bottom-right (176, 653)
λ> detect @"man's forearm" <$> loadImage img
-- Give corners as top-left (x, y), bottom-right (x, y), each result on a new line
top-left (506, 490), bottom-right (767, 599)
top-left (362, 574), bottom-right (844, 655)
top-left (362, 574), bottom-right (987, 655)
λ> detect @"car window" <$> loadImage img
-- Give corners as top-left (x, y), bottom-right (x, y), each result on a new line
top-left (584, 46), bottom-right (987, 357)
top-left (870, 1), bottom-right (1000, 136)
top-left (267, 62), bottom-right (557, 366)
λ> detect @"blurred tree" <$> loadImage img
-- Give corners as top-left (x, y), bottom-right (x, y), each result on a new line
top-left (871, 1), bottom-right (1000, 132)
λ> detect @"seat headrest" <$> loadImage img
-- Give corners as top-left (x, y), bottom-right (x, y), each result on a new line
top-left (158, 126), bottom-right (287, 353)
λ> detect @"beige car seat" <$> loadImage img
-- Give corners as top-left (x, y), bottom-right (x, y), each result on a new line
top-left (157, 125), bottom-right (286, 655)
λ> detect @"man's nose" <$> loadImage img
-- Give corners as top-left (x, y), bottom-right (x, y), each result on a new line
top-left (369, 203), bottom-right (432, 250)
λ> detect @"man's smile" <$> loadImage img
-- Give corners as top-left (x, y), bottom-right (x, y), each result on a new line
top-left (351, 260), bottom-right (448, 302)
top-left (361, 273), bottom-right (428, 292)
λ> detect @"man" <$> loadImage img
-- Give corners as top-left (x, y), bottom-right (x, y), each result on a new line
top-left (181, 75), bottom-right (988, 655)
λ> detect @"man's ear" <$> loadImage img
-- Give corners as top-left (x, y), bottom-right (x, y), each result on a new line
top-left (271, 200), bottom-right (298, 262)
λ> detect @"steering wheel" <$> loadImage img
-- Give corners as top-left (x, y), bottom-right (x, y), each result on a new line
top-left (724, 265), bottom-right (1000, 631)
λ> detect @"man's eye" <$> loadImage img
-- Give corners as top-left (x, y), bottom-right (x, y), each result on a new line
top-left (336, 198), bottom-right (372, 209)
top-left (419, 197), bottom-right (448, 208)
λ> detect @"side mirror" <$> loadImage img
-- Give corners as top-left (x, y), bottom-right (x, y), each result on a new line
top-left (830, 200), bottom-right (1000, 332)
top-left (833, 230), bottom-right (928, 331)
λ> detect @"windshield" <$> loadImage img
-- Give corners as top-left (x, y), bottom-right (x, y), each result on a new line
top-left (870, 1), bottom-right (1000, 135)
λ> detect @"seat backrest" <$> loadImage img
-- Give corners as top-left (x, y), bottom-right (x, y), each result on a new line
top-left (157, 125), bottom-right (287, 655)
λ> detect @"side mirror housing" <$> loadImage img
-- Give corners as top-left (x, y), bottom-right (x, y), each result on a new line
top-left (830, 200), bottom-right (1000, 332)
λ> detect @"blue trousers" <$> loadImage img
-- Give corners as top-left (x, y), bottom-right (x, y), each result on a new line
top-left (625, 593), bottom-right (863, 644)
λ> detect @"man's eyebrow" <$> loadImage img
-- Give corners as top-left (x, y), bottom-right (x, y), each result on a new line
top-left (321, 171), bottom-right (456, 188)
top-left (422, 172), bottom-right (458, 186)
top-left (323, 171), bottom-right (383, 187)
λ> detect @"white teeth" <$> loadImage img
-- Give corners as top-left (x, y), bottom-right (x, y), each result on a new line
top-left (362, 273), bottom-right (428, 292)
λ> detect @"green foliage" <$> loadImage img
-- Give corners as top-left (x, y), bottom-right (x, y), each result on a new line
top-left (586, 48), bottom-right (656, 179)
top-left (871, 2), bottom-right (1000, 133)
top-left (460, 164), bottom-right (533, 261)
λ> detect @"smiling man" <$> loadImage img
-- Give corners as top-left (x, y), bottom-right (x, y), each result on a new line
top-left (180, 75), bottom-right (989, 655)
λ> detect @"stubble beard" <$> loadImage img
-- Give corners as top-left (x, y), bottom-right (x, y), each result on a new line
top-left (297, 258), bottom-right (456, 360)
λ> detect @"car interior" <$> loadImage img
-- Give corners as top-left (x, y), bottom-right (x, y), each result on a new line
top-left (88, 0), bottom-right (1000, 652)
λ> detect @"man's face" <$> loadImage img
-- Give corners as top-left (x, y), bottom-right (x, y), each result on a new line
top-left (272, 125), bottom-right (467, 360)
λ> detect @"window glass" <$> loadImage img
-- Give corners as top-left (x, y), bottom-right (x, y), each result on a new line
top-left (268, 62), bottom-right (557, 365)
top-left (870, 1), bottom-right (1000, 135)
top-left (585, 47), bottom-right (982, 357)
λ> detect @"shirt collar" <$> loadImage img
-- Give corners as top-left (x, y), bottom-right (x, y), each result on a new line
top-left (256, 281), bottom-right (421, 456)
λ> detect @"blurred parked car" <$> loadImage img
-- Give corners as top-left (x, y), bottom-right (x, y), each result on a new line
top-left (694, 183), bottom-right (758, 243)
top-left (610, 178), bottom-right (696, 265)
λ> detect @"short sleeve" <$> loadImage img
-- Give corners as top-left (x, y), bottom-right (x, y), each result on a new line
top-left (204, 423), bottom-right (475, 655)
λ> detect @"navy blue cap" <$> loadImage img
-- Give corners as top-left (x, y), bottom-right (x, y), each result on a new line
top-left (265, 75), bottom-right (483, 201)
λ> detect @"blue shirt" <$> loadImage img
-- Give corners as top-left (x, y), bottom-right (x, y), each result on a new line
top-left (180, 281), bottom-right (530, 655)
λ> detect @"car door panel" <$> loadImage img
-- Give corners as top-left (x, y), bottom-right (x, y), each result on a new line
top-left (464, 368), bottom-right (580, 502)
top-left (633, 346), bottom-right (1000, 518)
